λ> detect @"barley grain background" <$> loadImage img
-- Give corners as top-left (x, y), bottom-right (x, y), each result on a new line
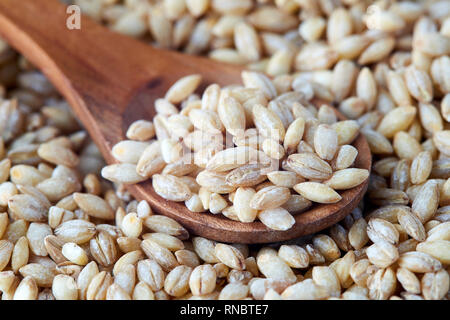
top-left (0, 0), bottom-right (448, 300)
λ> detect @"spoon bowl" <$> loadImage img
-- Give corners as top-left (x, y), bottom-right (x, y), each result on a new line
top-left (0, 0), bottom-right (371, 243)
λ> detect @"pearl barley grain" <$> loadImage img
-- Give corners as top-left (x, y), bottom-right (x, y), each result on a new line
top-left (62, 242), bottom-right (89, 266)
top-left (52, 275), bottom-right (78, 300)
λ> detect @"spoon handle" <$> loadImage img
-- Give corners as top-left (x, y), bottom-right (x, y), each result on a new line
top-left (0, 0), bottom-right (157, 154)
top-left (0, 0), bottom-right (241, 158)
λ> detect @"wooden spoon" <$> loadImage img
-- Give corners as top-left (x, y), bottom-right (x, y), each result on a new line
top-left (0, 0), bottom-right (371, 243)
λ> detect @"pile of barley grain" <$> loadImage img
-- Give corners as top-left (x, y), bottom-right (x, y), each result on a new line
top-left (102, 72), bottom-right (370, 230)
top-left (0, 0), bottom-right (449, 300)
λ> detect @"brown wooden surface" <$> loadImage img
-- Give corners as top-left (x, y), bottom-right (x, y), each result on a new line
top-left (0, 0), bottom-right (371, 243)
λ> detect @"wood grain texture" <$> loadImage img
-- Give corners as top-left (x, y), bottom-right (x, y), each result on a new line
top-left (0, 0), bottom-right (371, 243)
